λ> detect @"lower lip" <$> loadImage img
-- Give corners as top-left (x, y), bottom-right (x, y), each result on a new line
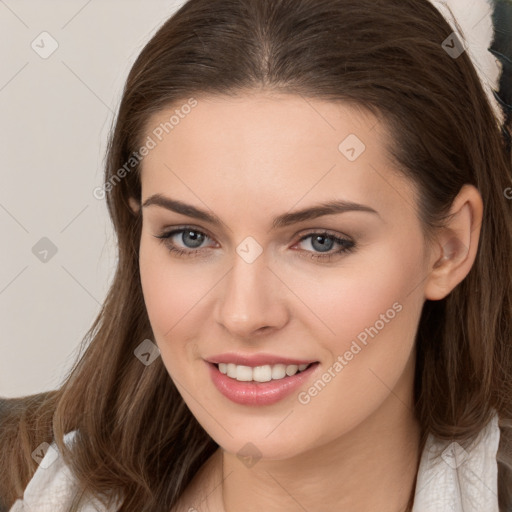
top-left (206, 361), bottom-right (320, 406)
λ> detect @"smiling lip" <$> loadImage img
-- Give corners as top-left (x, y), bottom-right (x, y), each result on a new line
top-left (206, 360), bottom-right (320, 406)
top-left (205, 352), bottom-right (317, 367)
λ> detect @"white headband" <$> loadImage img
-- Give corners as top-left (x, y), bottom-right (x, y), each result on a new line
top-left (429, 0), bottom-right (505, 127)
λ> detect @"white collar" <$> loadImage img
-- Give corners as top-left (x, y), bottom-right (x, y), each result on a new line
top-left (413, 411), bottom-right (500, 511)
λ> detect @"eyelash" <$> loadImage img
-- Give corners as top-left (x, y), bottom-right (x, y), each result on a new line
top-left (154, 226), bottom-right (356, 262)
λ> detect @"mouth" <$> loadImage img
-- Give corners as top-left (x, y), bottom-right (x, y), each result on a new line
top-left (206, 360), bottom-right (321, 406)
top-left (212, 361), bottom-right (317, 382)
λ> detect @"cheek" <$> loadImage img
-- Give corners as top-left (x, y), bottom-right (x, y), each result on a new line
top-left (139, 237), bottom-right (193, 343)
top-left (291, 236), bottom-right (424, 408)
top-left (288, 231), bottom-right (426, 352)
top-left (279, 242), bottom-right (425, 447)
top-left (140, 242), bottom-right (174, 332)
top-left (138, 235), bottom-right (218, 372)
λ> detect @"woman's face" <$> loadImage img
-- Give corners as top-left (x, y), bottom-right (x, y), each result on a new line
top-left (136, 93), bottom-right (433, 459)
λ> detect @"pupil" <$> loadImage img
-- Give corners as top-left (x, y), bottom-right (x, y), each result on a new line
top-left (184, 230), bottom-right (204, 248)
top-left (312, 235), bottom-right (333, 253)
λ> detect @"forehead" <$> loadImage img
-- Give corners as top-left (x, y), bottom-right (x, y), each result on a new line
top-left (139, 93), bottom-right (416, 222)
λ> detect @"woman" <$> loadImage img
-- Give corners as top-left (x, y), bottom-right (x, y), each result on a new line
top-left (1, 0), bottom-right (511, 511)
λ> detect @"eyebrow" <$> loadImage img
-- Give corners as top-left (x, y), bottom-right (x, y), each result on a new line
top-left (142, 194), bottom-right (380, 229)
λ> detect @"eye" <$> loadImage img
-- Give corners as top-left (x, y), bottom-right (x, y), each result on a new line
top-left (154, 227), bottom-right (215, 258)
top-left (293, 231), bottom-right (356, 262)
top-left (154, 227), bottom-right (356, 262)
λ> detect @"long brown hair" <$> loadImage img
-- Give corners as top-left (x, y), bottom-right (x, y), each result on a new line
top-left (2, 0), bottom-right (512, 510)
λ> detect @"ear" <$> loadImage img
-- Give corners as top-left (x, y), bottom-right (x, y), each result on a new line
top-left (424, 184), bottom-right (483, 301)
top-left (128, 196), bottom-right (141, 215)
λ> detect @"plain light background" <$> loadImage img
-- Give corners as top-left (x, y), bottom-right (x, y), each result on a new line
top-left (0, 0), bottom-right (185, 398)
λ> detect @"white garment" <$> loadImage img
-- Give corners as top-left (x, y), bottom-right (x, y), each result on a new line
top-left (8, 412), bottom-right (501, 512)
top-left (8, 431), bottom-right (111, 512)
top-left (412, 411), bottom-right (500, 511)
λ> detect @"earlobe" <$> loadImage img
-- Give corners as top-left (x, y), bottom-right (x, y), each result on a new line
top-left (424, 185), bottom-right (483, 301)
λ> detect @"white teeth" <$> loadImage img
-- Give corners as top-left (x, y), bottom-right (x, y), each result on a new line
top-left (236, 365), bottom-right (253, 381)
top-left (271, 364), bottom-right (286, 380)
top-left (285, 364), bottom-right (298, 376)
top-left (216, 362), bottom-right (312, 382)
top-left (253, 365), bottom-right (272, 382)
top-left (227, 363), bottom-right (237, 378)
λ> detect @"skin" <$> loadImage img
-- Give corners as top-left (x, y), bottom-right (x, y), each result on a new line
top-left (129, 92), bottom-right (483, 512)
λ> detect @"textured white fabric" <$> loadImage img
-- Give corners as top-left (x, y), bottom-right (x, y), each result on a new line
top-left (8, 431), bottom-right (112, 512)
top-left (412, 411), bottom-right (501, 512)
top-left (9, 412), bottom-right (501, 511)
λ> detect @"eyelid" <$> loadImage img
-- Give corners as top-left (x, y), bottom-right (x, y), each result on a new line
top-left (297, 228), bottom-right (353, 242)
top-left (159, 224), bottom-right (218, 244)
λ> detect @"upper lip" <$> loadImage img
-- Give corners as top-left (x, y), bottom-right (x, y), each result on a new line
top-left (205, 353), bottom-right (318, 367)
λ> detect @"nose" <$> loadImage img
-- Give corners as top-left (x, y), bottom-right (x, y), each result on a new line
top-left (214, 248), bottom-right (290, 339)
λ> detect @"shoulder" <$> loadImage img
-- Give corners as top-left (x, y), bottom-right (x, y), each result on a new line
top-left (8, 431), bottom-right (109, 512)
